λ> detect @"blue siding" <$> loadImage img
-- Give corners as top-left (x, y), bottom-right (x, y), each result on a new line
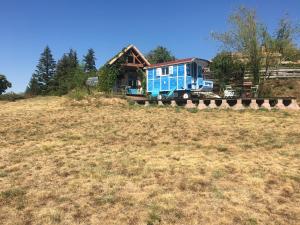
top-left (147, 79), bottom-right (153, 91)
top-left (146, 62), bottom-right (212, 94)
top-left (178, 77), bottom-right (184, 90)
top-left (170, 78), bottom-right (177, 90)
top-left (161, 76), bottom-right (169, 91)
top-left (154, 79), bottom-right (160, 90)
top-left (186, 76), bottom-right (192, 90)
top-left (178, 64), bottom-right (184, 76)
top-left (148, 69), bottom-right (154, 80)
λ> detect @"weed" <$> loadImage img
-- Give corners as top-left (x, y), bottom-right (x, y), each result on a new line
top-left (217, 145), bottom-right (228, 152)
top-left (0, 170), bottom-right (8, 177)
top-left (1, 187), bottom-right (26, 200)
top-left (187, 108), bottom-right (198, 113)
top-left (246, 217), bottom-right (258, 225)
top-left (212, 169), bottom-right (225, 179)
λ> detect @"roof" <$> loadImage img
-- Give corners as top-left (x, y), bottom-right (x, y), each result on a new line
top-left (146, 57), bottom-right (210, 68)
top-left (107, 44), bottom-right (150, 66)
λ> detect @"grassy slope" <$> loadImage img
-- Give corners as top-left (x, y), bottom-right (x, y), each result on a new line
top-left (262, 79), bottom-right (300, 100)
top-left (0, 96), bottom-right (300, 225)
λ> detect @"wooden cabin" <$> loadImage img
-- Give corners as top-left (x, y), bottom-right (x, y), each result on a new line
top-left (107, 45), bottom-right (150, 94)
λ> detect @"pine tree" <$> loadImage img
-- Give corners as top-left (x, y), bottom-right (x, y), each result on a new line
top-left (25, 75), bottom-right (40, 96)
top-left (31, 46), bottom-right (56, 95)
top-left (53, 49), bottom-right (79, 95)
top-left (83, 49), bottom-right (97, 74)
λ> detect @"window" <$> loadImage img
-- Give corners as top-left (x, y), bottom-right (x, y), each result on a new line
top-left (162, 67), bottom-right (169, 75)
top-left (186, 64), bottom-right (191, 76)
top-left (169, 66), bottom-right (173, 74)
top-left (127, 55), bottom-right (134, 63)
top-left (198, 65), bottom-right (202, 77)
top-left (156, 68), bottom-right (162, 76)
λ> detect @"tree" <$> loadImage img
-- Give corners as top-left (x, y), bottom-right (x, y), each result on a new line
top-left (0, 74), bottom-right (12, 95)
top-left (260, 26), bottom-right (278, 80)
top-left (25, 75), bottom-right (40, 96)
top-left (52, 49), bottom-right (79, 95)
top-left (210, 52), bottom-right (245, 90)
top-left (28, 46), bottom-right (56, 95)
top-left (98, 64), bottom-right (121, 93)
top-left (146, 46), bottom-right (176, 64)
top-left (212, 7), bottom-right (262, 84)
top-left (275, 17), bottom-right (300, 62)
top-left (83, 49), bottom-right (97, 74)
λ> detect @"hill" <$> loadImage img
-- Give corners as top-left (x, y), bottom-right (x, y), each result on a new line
top-left (0, 96), bottom-right (299, 225)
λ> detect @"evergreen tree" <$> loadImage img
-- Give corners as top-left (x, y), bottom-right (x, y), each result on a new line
top-left (83, 49), bottom-right (97, 74)
top-left (25, 75), bottom-right (40, 96)
top-left (53, 49), bottom-right (79, 95)
top-left (30, 46), bottom-right (56, 95)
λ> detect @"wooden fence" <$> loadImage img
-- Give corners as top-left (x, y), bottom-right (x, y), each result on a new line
top-left (246, 68), bottom-right (300, 79)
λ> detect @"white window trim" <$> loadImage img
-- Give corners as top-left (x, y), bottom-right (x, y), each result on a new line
top-left (169, 66), bottom-right (173, 75)
top-left (156, 68), bottom-right (162, 76)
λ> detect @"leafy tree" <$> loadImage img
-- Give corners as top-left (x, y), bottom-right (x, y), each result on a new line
top-left (0, 74), bottom-right (12, 95)
top-left (210, 52), bottom-right (245, 90)
top-left (52, 49), bottom-right (79, 95)
top-left (275, 17), bottom-right (300, 61)
top-left (146, 46), bottom-right (176, 64)
top-left (28, 46), bottom-right (56, 95)
top-left (83, 49), bottom-right (97, 74)
top-left (260, 26), bottom-right (279, 80)
top-left (212, 7), bottom-right (262, 84)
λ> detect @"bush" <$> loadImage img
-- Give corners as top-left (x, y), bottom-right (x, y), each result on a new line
top-left (0, 92), bottom-right (25, 101)
top-left (67, 88), bottom-right (88, 101)
top-left (98, 65), bottom-right (120, 93)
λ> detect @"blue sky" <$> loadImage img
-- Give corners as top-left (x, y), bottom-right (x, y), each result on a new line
top-left (1, 0), bottom-right (300, 92)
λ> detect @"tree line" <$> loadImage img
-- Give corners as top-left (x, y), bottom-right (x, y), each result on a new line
top-left (25, 47), bottom-right (97, 96)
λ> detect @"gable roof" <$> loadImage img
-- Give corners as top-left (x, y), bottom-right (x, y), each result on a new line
top-left (107, 44), bottom-right (150, 66)
top-left (146, 57), bottom-right (210, 69)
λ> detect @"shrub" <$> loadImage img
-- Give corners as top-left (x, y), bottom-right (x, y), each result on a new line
top-left (67, 88), bottom-right (88, 101)
top-left (0, 92), bottom-right (25, 101)
top-left (98, 64), bottom-right (120, 93)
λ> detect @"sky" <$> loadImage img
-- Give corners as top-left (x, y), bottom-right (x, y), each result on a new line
top-left (0, 0), bottom-right (300, 92)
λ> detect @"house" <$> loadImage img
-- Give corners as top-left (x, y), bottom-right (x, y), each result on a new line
top-left (145, 58), bottom-right (213, 99)
top-left (106, 44), bottom-right (150, 93)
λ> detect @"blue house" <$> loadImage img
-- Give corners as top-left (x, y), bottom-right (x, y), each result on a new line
top-left (146, 58), bottom-right (213, 99)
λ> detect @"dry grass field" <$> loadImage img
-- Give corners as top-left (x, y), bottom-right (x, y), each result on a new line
top-left (0, 96), bottom-right (300, 225)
